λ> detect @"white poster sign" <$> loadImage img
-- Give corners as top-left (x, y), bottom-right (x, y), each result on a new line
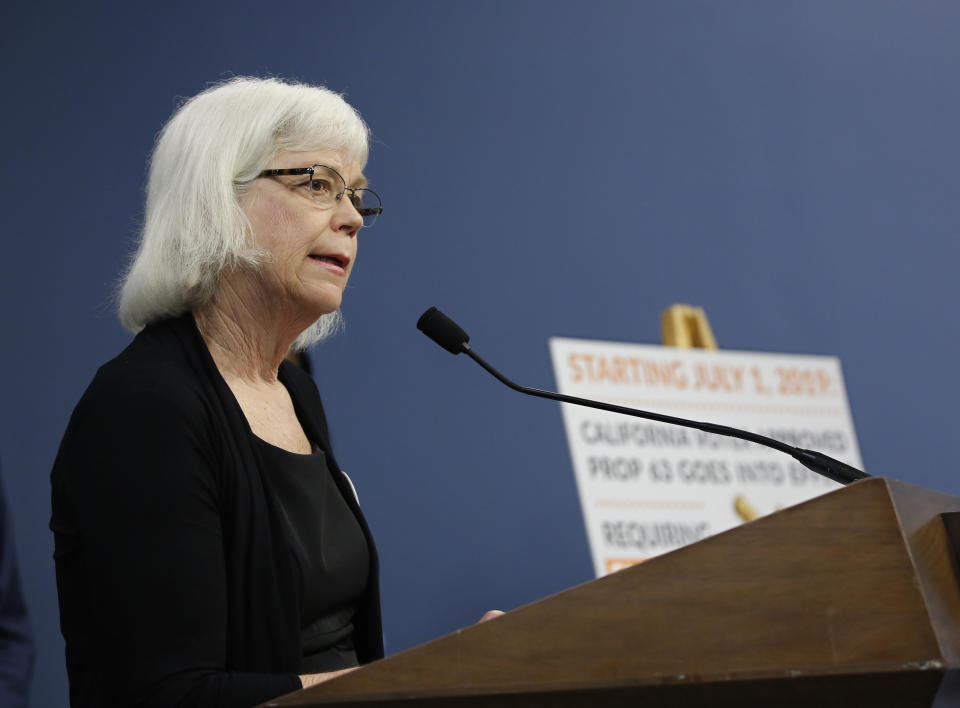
top-left (549, 338), bottom-right (864, 578)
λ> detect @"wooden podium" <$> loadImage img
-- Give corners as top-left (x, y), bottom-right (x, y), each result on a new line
top-left (263, 478), bottom-right (960, 707)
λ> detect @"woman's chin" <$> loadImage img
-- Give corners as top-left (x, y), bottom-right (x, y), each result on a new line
top-left (300, 289), bottom-right (343, 319)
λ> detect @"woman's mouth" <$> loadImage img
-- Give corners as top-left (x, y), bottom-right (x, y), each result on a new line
top-left (308, 253), bottom-right (348, 276)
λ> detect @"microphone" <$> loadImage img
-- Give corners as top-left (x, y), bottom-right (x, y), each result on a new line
top-left (417, 306), bottom-right (470, 354)
top-left (417, 307), bottom-right (870, 486)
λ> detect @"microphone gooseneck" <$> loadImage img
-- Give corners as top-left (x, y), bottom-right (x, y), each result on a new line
top-left (417, 307), bottom-right (870, 486)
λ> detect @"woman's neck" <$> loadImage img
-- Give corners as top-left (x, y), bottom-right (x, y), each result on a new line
top-left (193, 278), bottom-right (312, 385)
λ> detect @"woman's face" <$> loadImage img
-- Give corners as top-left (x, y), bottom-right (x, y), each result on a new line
top-left (241, 149), bottom-right (364, 318)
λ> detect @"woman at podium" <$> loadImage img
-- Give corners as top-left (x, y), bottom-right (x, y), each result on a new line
top-left (50, 77), bottom-right (384, 707)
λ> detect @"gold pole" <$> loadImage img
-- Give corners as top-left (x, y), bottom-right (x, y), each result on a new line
top-left (660, 304), bottom-right (717, 349)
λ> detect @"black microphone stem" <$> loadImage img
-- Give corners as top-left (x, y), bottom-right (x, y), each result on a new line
top-left (463, 343), bottom-right (869, 486)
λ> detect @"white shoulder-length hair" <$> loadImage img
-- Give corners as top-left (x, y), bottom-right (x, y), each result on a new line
top-left (118, 76), bottom-right (370, 350)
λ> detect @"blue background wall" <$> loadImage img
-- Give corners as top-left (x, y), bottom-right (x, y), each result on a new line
top-left (3, 1), bottom-right (959, 704)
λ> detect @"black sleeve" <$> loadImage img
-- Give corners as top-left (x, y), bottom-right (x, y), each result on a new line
top-left (51, 382), bottom-right (301, 708)
top-left (0, 466), bottom-right (34, 708)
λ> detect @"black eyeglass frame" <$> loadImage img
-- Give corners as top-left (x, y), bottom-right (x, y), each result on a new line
top-left (257, 164), bottom-right (383, 226)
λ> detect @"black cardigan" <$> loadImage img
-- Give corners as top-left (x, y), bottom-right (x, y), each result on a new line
top-left (50, 313), bottom-right (383, 708)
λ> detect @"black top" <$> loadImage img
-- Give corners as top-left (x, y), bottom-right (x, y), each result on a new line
top-left (50, 313), bottom-right (383, 708)
top-left (255, 440), bottom-right (369, 672)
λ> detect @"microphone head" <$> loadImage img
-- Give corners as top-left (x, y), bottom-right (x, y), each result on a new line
top-left (417, 307), bottom-right (470, 354)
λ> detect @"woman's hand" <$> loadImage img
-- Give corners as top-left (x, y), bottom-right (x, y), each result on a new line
top-left (299, 667), bottom-right (358, 689)
top-left (478, 610), bottom-right (504, 623)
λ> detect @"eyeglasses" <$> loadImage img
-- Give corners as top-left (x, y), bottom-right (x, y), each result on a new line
top-left (257, 164), bottom-right (383, 228)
